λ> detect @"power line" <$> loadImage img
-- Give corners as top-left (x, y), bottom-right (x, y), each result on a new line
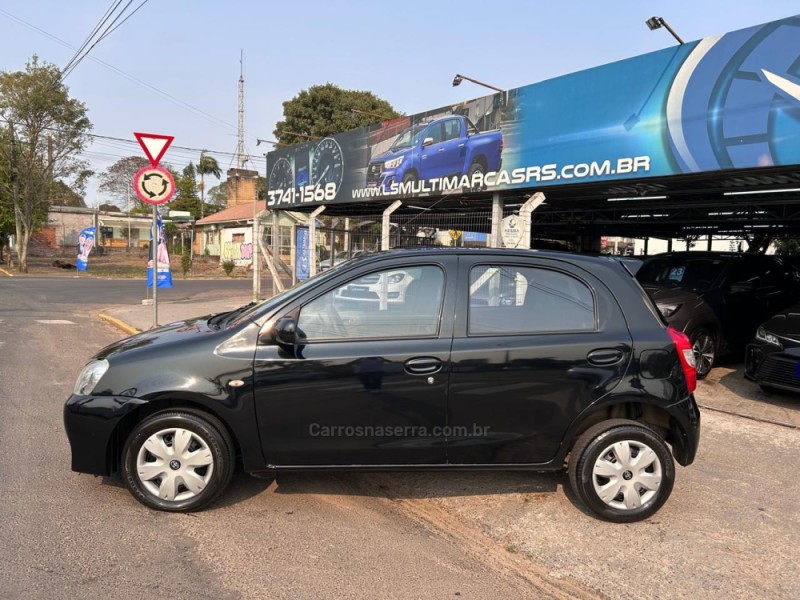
top-left (61, 0), bottom-right (122, 77)
top-left (0, 7), bottom-right (243, 137)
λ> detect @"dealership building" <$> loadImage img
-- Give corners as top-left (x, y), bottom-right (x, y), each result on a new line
top-left (261, 15), bottom-right (800, 281)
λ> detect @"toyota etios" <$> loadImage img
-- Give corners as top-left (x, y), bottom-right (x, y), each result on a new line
top-left (65, 248), bottom-right (700, 523)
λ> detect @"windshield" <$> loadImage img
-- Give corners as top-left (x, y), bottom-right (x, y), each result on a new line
top-left (391, 124), bottom-right (427, 149)
top-left (636, 257), bottom-right (725, 291)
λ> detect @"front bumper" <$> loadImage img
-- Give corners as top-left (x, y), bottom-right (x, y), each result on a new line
top-left (745, 341), bottom-right (800, 392)
top-left (63, 394), bottom-right (146, 475)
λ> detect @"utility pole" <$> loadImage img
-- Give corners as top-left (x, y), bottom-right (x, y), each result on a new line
top-left (9, 122), bottom-right (19, 269)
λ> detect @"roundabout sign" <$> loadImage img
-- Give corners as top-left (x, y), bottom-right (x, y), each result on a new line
top-left (133, 165), bottom-right (175, 205)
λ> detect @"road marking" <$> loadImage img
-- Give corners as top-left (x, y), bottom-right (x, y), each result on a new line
top-left (36, 320), bottom-right (76, 325)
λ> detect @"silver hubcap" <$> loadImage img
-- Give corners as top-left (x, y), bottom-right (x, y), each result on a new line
top-left (693, 334), bottom-right (715, 376)
top-left (592, 440), bottom-right (662, 510)
top-left (136, 427), bottom-right (214, 502)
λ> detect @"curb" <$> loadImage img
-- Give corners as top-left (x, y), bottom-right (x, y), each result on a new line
top-left (98, 313), bottom-right (141, 336)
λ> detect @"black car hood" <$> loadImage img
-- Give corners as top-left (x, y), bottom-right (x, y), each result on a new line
top-left (95, 315), bottom-right (219, 361)
top-left (761, 305), bottom-right (800, 337)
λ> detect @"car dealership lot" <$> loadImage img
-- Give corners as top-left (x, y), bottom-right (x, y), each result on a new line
top-left (1, 278), bottom-right (799, 598)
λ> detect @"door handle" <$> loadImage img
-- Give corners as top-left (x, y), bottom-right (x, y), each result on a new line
top-left (587, 348), bottom-right (625, 366)
top-left (405, 357), bottom-right (442, 375)
top-left (437, 147), bottom-right (446, 152)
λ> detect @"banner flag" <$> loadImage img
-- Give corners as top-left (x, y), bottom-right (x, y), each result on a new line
top-left (76, 227), bottom-right (96, 271)
top-left (147, 211), bottom-right (173, 288)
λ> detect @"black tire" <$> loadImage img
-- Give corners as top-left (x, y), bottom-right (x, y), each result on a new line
top-left (568, 419), bottom-right (675, 523)
top-left (691, 328), bottom-right (716, 380)
top-left (121, 410), bottom-right (235, 512)
top-left (402, 171), bottom-right (417, 184)
top-left (468, 160), bottom-right (485, 177)
top-left (468, 160), bottom-right (486, 191)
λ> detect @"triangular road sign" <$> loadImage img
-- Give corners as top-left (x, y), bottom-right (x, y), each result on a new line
top-left (134, 132), bottom-right (174, 167)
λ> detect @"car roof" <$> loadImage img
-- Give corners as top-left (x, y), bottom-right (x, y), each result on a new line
top-left (348, 246), bottom-right (633, 270)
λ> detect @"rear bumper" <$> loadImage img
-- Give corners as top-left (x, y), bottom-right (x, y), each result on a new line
top-left (63, 394), bottom-right (146, 476)
top-left (668, 394), bottom-right (701, 466)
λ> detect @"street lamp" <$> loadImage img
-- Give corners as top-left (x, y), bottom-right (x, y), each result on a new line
top-left (256, 138), bottom-right (283, 147)
top-left (645, 16), bottom-right (684, 45)
top-left (452, 74), bottom-right (504, 93)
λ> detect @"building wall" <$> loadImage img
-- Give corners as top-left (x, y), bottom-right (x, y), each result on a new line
top-left (47, 207), bottom-right (95, 246)
top-left (226, 169), bottom-right (258, 208)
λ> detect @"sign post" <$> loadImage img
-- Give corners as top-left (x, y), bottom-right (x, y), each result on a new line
top-left (133, 131), bottom-right (175, 328)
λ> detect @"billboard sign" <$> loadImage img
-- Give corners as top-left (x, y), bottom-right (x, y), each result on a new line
top-left (267, 16), bottom-right (800, 208)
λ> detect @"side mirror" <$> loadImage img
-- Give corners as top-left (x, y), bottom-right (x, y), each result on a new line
top-left (274, 316), bottom-right (298, 345)
top-left (260, 316), bottom-right (298, 346)
top-left (422, 137), bottom-right (435, 147)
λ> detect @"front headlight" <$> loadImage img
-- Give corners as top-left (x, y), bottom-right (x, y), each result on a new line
top-left (756, 326), bottom-right (782, 348)
top-left (387, 272), bottom-right (406, 284)
top-left (384, 156), bottom-right (404, 170)
top-left (657, 303), bottom-right (681, 318)
top-left (73, 359), bottom-right (109, 395)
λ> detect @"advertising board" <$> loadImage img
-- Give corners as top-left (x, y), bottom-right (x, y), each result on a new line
top-left (266, 16), bottom-right (800, 208)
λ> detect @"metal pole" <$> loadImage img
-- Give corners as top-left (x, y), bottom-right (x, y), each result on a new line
top-left (290, 223), bottom-right (297, 287)
top-left (517, 192), bottom-right (546, 250)
top-left (252, 203), bottom-right (260, 303)
top-left (382, 200), bottom-right (403, 251)
top-left (308, 205), bottom-right (326, 277)
top-left (152, 204), bottom-right (158, 328)
top-left (490, 192), bottom-right (502, 247)
top-left (272, 209), bottom-right (280, 296)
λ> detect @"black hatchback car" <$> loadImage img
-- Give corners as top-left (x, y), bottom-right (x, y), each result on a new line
top-left (636, 252), bottom-right (800, 379)
top-left (65, 248), bottom-right (700, 523)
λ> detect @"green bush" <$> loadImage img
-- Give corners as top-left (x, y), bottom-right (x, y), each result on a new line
top-left (222, 260), bottom-right (235, 276)
top-left (181, 250), bottom-right (191, 277)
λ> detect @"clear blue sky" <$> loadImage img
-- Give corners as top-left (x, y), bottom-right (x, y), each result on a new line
top-left (0, 0), bottom-right (797, 205)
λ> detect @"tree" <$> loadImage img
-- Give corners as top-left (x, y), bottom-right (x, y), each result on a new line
top-left (51, 179), bottom-right (88, 207)
top-left (98, 155), bottom-right (150, 210)
top-left (0, 56), bottom-right (92, 272)
top-left (196, 152), bottom-right (221, 219)
top-left (170, 163), bottom-right (201, 217)
top-left (98, 203), bottom-right (121, 212)
top-left (274, 83), bottom-right (400, 145)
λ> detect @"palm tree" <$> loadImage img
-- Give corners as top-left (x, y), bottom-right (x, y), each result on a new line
top-left (197, 152), bottom-right (222, 219)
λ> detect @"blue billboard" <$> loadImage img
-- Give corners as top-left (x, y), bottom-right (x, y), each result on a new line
top-left (266, 15), bottom-right (800, 208)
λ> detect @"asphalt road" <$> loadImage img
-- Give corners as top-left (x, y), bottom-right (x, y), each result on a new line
top-left (2, 276), bottom-right (798, 599)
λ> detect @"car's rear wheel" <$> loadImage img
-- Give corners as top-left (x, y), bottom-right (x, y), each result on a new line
top-left (121, 410), bottom-right (235, 512)
top-left (691, 328), bottom-right (716, 379)
top-left (568, 419), bottom-right (675, 523)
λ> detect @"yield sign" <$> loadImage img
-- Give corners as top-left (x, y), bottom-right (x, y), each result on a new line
top-left (134, 132), bottom-right (174, 167)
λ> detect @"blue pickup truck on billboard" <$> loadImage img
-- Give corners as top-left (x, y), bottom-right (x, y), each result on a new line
top-left (366, 115), bottom-right (503, 192)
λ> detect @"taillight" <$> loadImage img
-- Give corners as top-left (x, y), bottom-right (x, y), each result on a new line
top-left (667, 326), bottom-right (696, 393)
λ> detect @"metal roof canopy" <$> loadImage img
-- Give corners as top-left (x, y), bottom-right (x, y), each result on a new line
top-left (278, 164), bottom-right (800, 241)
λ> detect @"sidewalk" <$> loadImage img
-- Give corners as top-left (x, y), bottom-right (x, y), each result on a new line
top-left (98, 296), bottom-right (800, 429)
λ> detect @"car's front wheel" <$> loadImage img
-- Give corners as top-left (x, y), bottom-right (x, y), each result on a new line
top-left (568, 419), bottom-right (675, 523)
top-left (121, 410), bottom-right (235, 512)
